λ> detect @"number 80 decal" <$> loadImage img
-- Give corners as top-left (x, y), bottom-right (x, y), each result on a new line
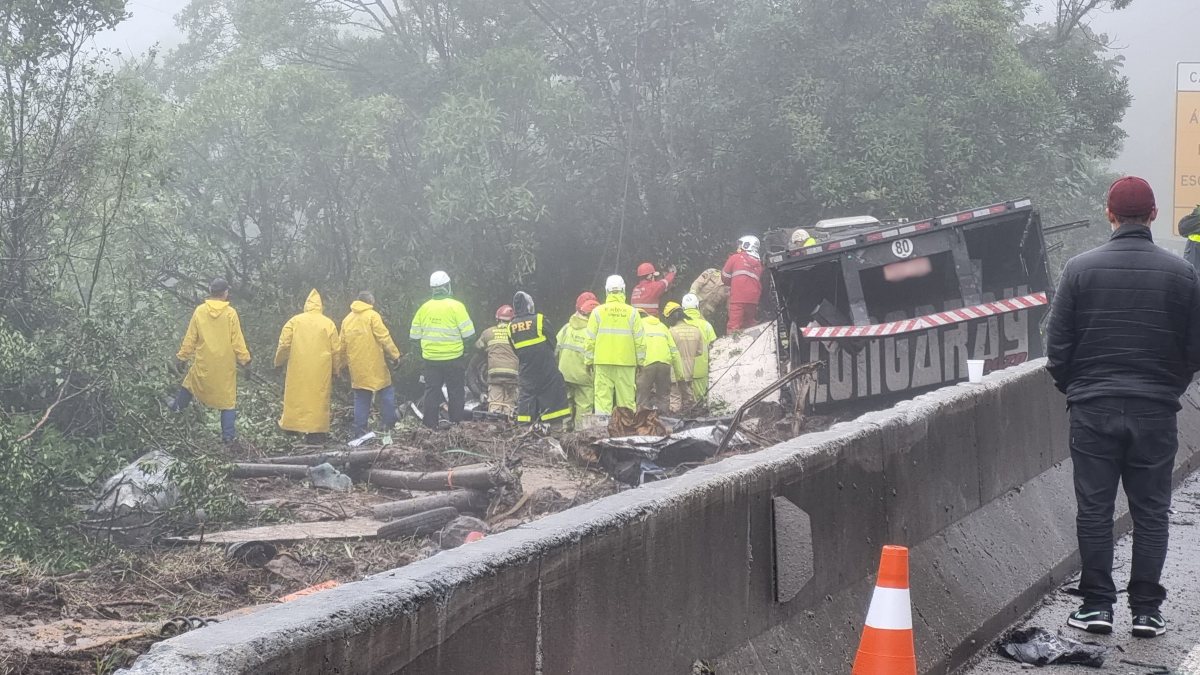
top-left (891, 238), bottom-right (914, 259)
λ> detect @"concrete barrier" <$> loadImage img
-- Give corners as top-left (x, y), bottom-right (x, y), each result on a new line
top-left (121, 360), bottom-right (1200, 674)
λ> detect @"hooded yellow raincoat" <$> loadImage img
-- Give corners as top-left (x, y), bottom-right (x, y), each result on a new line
top-left (341, 301), bottom-right (401, 392)
top-left (176, 299), bottom-right (251, 410)
top-left (274, 290), bottom-right (344, 433)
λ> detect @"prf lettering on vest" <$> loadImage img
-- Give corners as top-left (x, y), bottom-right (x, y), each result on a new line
top-left (805, 289), bottom-right (1036, 404)
top-left (513, 320), bottom-right (534, 332)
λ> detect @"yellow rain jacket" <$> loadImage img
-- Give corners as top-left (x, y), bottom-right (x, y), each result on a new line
top-left (585, 292), bottom-right (646, 367)
top-left (176, 299), bottom-right (251, 410)
top-left (555, 313), bottom-right (591, 385)
top-left (642, 314), bottom-right (684, 380)
top-left (684, 308), bottom-right (718, 377)
top-left (409, 297), bottom-right (475, 361)
top-left (274, 290), bottom-right (343, 433)
top-left (340, 300), bottom-right (401, 392)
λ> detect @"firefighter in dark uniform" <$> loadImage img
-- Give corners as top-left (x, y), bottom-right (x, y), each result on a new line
top-left (508, 292), bottom-right (572, 426)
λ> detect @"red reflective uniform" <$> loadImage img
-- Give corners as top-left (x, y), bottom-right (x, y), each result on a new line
top-left (722, 251), bottom-right (763, 332)
top-left (630, 270), bottom-right (676, 316)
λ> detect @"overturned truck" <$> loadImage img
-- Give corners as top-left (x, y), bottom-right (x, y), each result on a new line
top-left (710, 199), bottom-right (1076, 414)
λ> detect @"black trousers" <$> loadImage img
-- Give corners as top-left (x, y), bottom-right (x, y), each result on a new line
top-left (516, 350), bottom-right (570, 424)
top-left (1070, 397), bottom-right (1177, 613)
top-left (422, 357), bottom-right (466, 428)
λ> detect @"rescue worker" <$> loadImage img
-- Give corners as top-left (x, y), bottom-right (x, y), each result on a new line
top-left (688, 267), bottom-right (728, 325)
top-left (630, 262), bottom-right (676, 316)
top-left (789, 228), bottom-right (817, 250)
top-left (722, 235), bottom-right (764, 332)
top-left (340, 291), bottom-right (401, 438)
top-left (169, 278), bottom-right (252, 444)
top-left (475, 305), bottom-right (520, 416)
top-left (682, 293), bottom-right (717, 403)
top-left (585, 275), bottom-right (646, 415)
top-left (274, 289), bottom-right (343, 438)
top-left (636, 309), bottom-right (683, 412)
top-left (664, 301), bottom-right (704, 412)
top-left (409, 271), bottom-right (475, 429)
top-left (1180, 204), bottom-right (1200, 270)
top-left (556, 292), bottom-right (599, 426)
top-left (509, 292), bottom-right (571, 425)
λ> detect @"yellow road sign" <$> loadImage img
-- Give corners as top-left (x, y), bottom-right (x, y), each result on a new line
top-left (1176, 63), bottom-right (1200, 232)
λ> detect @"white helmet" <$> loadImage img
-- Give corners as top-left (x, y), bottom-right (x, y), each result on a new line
top-left (605, 274), bottom-right (626, 293)
top-left (682, 293), bottom-right (700, 310)
top-left (738, 235), bottom-right (761, 259)
top-left (789, 228), bottom-right (812, 248)
top-left (429, 270), bottom-right (451, 288)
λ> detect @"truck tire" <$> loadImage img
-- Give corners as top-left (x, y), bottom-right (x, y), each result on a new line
top-left (466, 351), bottom-right (488, 398)
top-left (377, 507), bottom-right (460, 540)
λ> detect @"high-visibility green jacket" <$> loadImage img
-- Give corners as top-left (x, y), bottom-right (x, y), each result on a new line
top-left (684, 308), bottom-right (717, 377)
top-left (409, 296), bottom-right (475, 361)
top-left (556, 313), bottom-right (591, 385)
top-left (585, 292), bottom-right (645, 367)
top-left (643, 314), bottom-right (684, 379)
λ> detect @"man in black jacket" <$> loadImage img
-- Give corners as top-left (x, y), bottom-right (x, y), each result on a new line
top-left (1047, 176), bottom-right (1200, 638)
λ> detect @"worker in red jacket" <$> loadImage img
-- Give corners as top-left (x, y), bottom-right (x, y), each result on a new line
top-left (722, 235), bottom-right (763, 333)
top-left (630, 261), bottom-right (676, 316)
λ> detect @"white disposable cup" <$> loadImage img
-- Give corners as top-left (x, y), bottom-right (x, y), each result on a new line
top-left (966, 359), bottom-right (985, 384)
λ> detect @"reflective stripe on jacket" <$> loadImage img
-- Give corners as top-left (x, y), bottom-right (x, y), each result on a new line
top-left (585, 292), bottom-right (646, 366)
top-left (476, 323), bottom-right (519, 380)
top-left (410, 297), bottom-right (475, 361)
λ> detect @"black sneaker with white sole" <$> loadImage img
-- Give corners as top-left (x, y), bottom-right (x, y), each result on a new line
top-left (1131, 613), bottom-right (1166, 638)
top-left (1067, 608), bottom-right (1114, 634)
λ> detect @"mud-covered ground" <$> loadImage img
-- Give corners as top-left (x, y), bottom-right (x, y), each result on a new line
top-left (0, 411), bottom-right (836, 674)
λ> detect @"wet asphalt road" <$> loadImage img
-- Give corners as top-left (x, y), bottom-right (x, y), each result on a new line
top-left (961, 471), bottom-right (1200, 674)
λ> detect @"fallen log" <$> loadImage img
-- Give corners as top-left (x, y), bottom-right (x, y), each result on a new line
top-left (231, 464), bottom-right (310, 479)
top-left (258, 448), bottom-right (402, 466)
top-left (371, 490), bottom-right (491, 521)
top-left (365, 464), bottom-right (512, 492)
top-left (376, 507), bottom-right (459, 540)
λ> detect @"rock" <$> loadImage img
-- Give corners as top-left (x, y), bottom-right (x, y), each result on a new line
top-left (307, 462), bottom-right (352, 492)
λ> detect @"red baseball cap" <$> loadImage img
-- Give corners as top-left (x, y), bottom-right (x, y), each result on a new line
top-left (1107, 176), bottom-right (1156, 218)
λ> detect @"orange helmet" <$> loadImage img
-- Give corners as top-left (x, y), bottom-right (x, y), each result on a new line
top-left (576, 291), bottom-right (599, 313)
top-left (636, 262), bottom-right (657, 277)
top-left (495, 305), bottom-right (515, 321)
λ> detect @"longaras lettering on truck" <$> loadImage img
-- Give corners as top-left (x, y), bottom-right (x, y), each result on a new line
top-left (805, 295), bottom-right (1038, 405)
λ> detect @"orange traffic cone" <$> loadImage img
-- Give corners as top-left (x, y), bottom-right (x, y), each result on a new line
top-left (851, 545), bottom-right (917, 675)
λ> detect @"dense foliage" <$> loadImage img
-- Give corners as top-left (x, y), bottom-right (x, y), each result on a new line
top-left (1, 0), bottom-right (1131, 565)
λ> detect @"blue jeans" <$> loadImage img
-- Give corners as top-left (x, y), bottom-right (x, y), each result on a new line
top-left (171, 387), bottom-right (236, 442)
top-left (353, 386), bottom-right (397, 436)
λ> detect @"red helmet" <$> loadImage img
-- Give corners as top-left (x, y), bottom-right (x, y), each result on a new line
top-left (495, 305), bottom-right (515, 321)
top-left (637, 262), bottom-right (657, 277)
top-left (576, 291), bottom-right (598, 313)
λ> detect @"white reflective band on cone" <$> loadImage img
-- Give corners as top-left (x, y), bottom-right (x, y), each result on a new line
top-left (863, 587), bottom-right (912, 630)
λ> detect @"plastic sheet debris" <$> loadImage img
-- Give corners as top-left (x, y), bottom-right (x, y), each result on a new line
top-left (608, 407), bottom-right (667, 436)
top-left (87, 450), bottom-right (179, 540)
top-left (278, 580), bottom-right (339, 603)
top-left (347, 432), bottom-right (375, 448)
top-left (997, 627), bottom-right (1106, 667)
top-left (308, 463), bottom-right (353, 492)
top-left (591, 425), bottom-right (750, 485)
